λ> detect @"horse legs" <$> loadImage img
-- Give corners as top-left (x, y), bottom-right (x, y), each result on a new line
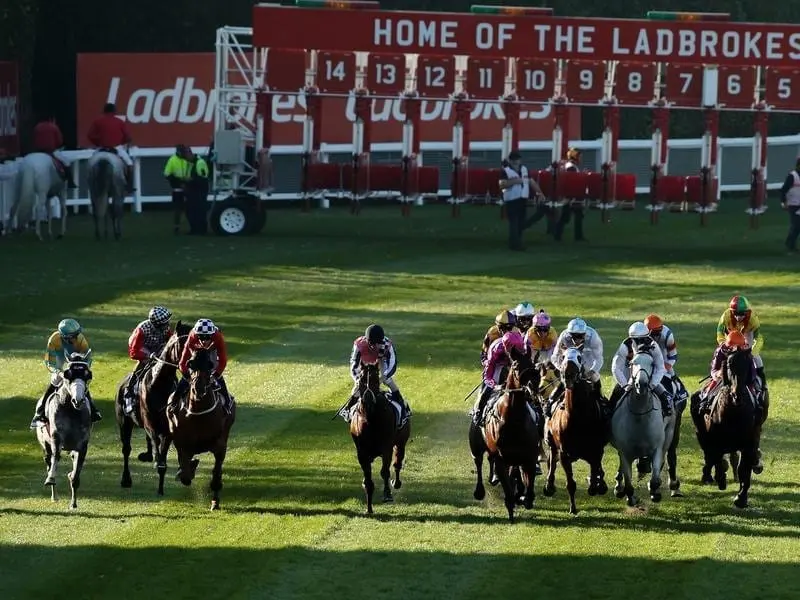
top-left (730, 452), bottom-right (741, 482)
top-left (119, 416), bottom-right (134, 488)
top-left (380, 449), bottom-right (393, 503)
top-left (488, 457), bottom-right (499, 486)
top-left (92, 205), bottom-right (102, 241)
top-left (68, 445), bottom-right (88, 510)
top-left (155, 435), bottom-right (172, 496)
top-left (391, 442), bottom-right (406, 490)
top-left (44, 435), bottom-right (61, 486)
top-left (714, 454), bottom-right (729, 491)
top-left (667, 412), bottom-right (683, 497)
top-left (209, 446), bottom-right (227, 511)
top-left (649, 445), bottom-right (665, 503)
top-left (138, 435), bottom-right (154, 463)
top-left (734, 446), bottom-right (756, 509)
top-left (543, 439), bottom-right (558, 497)
top-left (360, 455), bottom-right (375, 514)
top-left (469, 425), bottom-right (486, 501)
top-left (616, 453), bottom-right (637, 507)
top-left (495, 456), bottom-right (516, 522)
top-left (588, 453), bottom-right (608, 496)
top-left (58, 193), bottom-right (67, 239)
top-left (561, 456), bottom-right (579, 515)
top-left (42, 445), bottom-right (56, 502)
top-left (520, 461), bottom-right (536, 511)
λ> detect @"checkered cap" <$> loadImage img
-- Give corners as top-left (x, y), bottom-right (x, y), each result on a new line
top-left (194, 318), bottom-right (217, 336)
top-left (148, 305), bottom-right (172, 325)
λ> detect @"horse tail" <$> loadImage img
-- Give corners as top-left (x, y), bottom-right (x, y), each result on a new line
top-left (13, 159), bottom-right (37, 223)
top-left (89, 158), bottom-right (113, 214)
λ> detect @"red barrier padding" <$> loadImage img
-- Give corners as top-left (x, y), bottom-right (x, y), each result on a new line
top-left (465, 168), bottom-right (492, 196)
top-left (368, 165), bottom-right (403, 192)
top-left (536, 169), bottom-right (554, 197)
top-left (685, 175), bottom-right (718, 204)
top-left (307, 162), bottom-right (342, 190)
top-left (655, 175), bottom-right (686, 204)
top-left (417, 166), bottom-right (440, 194)
top-left (585, 172), bottom-right (605, 200)
top-left (558, 170), bottom-right (588, 198)
top-left (487, 168), bottom-right (504, 198)
top-left (616, 174), bottom-right (636, 201)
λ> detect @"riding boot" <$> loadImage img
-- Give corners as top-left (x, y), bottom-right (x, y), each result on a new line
top-left (473, 385), bottom-right (494, 424)
top-left (656, 388), bottom-right (674, 416)
top-left (86, 391), bottom-right (102, 423)
top-left (390, 390), bottom-right (411, 420)
top-left (756, 366), bottom-right (767, 390)
top-left (544, 382), bottom-right (564, 418)
top-left (215, 376), bottom-right (234, 409)
top-left (30, 384), bottom-right (56, 429)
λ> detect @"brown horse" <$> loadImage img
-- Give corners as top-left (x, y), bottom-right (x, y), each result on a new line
top-left (115, 321), bottom-right (191, 495)
top-left (167, 347), bottom-right (236, 510)
top-left (690, 348), bottom-right (766, 508)
top-left (349, 361), bottom-right (411, 514)
top-left (469, 351), bottom-right (541, 522)
top-left (543, 346), bottom-right (609, 514)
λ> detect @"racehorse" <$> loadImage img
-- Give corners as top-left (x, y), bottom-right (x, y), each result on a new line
top-left (87, 152), bottom-right (126, 240)
top-left (690, 347), bottom-right (765, 508)
top-left (35, 350), bottom-right (93, 509)
top-left (7, 153), bottom-right (67, 240)
top-left (115, 321), bottom-right (190, 495)
top-left (349, 361), bottom-right (411, 514)
top-left (469, 351), bottom-right (541, 522)
top-left (610, 351), bottom-right (676, 507)
top-left (543, 347), bottom-right (609, 514)
top-left (166, 347), bottom-right (236, 510)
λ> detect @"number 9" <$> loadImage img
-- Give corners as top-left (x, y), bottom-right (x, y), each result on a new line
top-left (579, 70), bottom-right (593, 90)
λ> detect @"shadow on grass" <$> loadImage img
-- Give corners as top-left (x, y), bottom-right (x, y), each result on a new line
top-left (0, 543), bottom-right (797, 600)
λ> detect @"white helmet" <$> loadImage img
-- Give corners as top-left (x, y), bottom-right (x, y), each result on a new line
top-left (194, 318), bottom-right (217, 336)
top-left (514, 302), bottom-right (535, 317)
top-left (567, 318), bottom-right (587, 335)
top-left (628, 321), bottom-right (649, 339)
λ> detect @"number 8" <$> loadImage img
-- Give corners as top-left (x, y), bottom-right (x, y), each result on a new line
top-left (628, 72), bottom-right (642, 92)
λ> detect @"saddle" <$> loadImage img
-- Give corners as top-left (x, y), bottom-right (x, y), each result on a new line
top-left (478, 388), bottom-right (540, 427)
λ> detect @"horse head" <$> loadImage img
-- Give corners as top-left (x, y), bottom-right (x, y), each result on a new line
top-left (629, 351), bottom-right (654, 398)
top-left (357, 361), bottom-right (383, 412)
top-left (187, 347), bottom-right (215, 393)
top-left (506, 350), bottom-right (540, 400)
top-left (561, 346), bottom-right (583, 390)
top-left (725, 348), bottom-right (755, 406)
top-left (61, 350), bottom-right (93, 410)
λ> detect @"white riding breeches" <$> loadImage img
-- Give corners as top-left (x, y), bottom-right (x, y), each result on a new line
top-left (586, 369), bottom-right (601, 383)
top-left (52, 150), bottom-right (72, 166)
top-left (381, 374), bottom-right (399, 393)
top-left (753, 355), bottom-right (763, 368)
top-left (116, 146), bottom-right (133, 167)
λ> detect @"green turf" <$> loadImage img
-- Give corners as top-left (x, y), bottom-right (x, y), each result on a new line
top-left (0, 202), bottom-right (798, 600)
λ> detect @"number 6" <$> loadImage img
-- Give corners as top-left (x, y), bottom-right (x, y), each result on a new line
top-left (727, 74), bottom-right (740, 95)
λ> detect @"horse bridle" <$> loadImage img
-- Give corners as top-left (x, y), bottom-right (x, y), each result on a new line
top-left (627, 356), bottom-right (658, 416)
top-left (150, 333), bottom-right (190, 369)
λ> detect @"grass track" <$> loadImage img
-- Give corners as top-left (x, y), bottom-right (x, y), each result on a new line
top-left (0, 203), bottom-right (798, 600)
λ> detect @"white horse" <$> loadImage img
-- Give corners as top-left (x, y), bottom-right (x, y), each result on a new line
top-left (87, 151), bottom-right (126, 240)
top-left (610, 351), bottom-right (677, 506)
top-left (6, 153), bottom-right (67, 240)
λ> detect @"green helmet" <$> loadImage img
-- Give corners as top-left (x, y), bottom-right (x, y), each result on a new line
top-left (58, 318), bottom-right (82, 337)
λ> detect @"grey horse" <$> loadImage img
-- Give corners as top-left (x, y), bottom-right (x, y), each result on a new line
top-left (35, 350), bottom-right (94, 509)
top-left (6, 152), bottom-right (67, 240)
top-left (610, 351), bottom-right (677, 507)
top-left (87, 152), bottom-right (126, 240)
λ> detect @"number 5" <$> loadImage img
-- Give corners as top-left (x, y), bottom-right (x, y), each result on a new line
top-left (727, 74), bottom-right (740, 95)
top-left (778, 78), bottom-right (791, 99)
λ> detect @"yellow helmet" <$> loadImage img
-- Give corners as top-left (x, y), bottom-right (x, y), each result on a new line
top-left (566, 147), bottom-right (581, 161)
top-left (495, 310), bottom-right (516, 327)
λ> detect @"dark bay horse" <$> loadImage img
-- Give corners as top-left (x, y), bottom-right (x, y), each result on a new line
top-left (349, 361), bottom-right (411, 514)
top-left (115, 321), bottom-right (190, 495)
top-left (167, 347), bottom-right (236, 510)
top-left (543, 347), bottom-right (609, 514)
top-left (469, 352), bottom-right (541, 522)
top-left (690, 348), bottom-right (766, 508)
top-left (35, 351), bottom-right (93, 509)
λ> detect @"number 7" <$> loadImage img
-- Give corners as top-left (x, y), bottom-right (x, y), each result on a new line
top-left (679, 72), bottom-right (692, 94)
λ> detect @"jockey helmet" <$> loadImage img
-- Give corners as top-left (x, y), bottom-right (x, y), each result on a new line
top-left (148, 305), bottom-right (172, 327)
top-left (724, 330), bottom-right (747, 349)
top-left (495, 310), bottom-right (517, 333)
top-left (58, 318), bottom-right (82, 339)
top-left (644, 313), bottom-right (663, 332)
top-left (502, 331), bottom-right (525, 354)
top-left (194, 318), bottom-right (217, 340)
top-left (566, 147), bottom-right (581, 161)
top-left (532, 310), bottom-right (551, 332)
top-left (729, 295), bottom-right (751, 320)
top-left (514, 302), bottom-right (535, 317)
top-left (566, 318), bottom-right (587, 335)
top-left (365, 324), bottom-right (385, 345)
top-left (628, 321), bottom-right (650, 344)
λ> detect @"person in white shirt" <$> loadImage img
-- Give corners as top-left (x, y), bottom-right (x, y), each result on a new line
top-left (778, 156), bottom-right (800, 253)
top-left (499, 151), bottom-right (545, 251)
top-left (554, 147), bottom-right (587, 243)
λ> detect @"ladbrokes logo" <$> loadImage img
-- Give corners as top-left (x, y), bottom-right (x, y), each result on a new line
top-left (78, 53), bottom-right (577, 147)
top-left (106, 76), bottom-right (552, 125)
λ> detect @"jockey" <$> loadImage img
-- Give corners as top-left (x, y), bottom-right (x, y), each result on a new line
top-left (716, 295), bottom-right (766, 391)
top-left (525, 311), bottom-right (558, 390)
top-left (513, 302), bottom-right (535, 333)
top-left (172, 319), bottom-right (232, 410)
top-left (609, 322), bottom-right (673, 416)
top-left (30, 319), bottom-right (101, 429)
top-left (122, 306), bottom-right (174, 409)
top-left (545, 317), bottom-right (604, 417)
top-left (340, 324), bottom-right (410, 422)
top-left (481, 310), bottom-right (519, 365)
top-left (473, 331), bottom-right (526, 424)
top-left (32, 113), bottom-right (75, 188)
top-left (644, 313), bottom-right (687, 403)
top-left (87, 102), bottom-right (134, 192)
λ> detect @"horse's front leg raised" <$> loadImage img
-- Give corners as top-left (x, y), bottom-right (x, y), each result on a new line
top-left (45, 435), bottom-right (61, 486)
top-left (209, 446), bottom-right (227, 511)
top-left (649, 443), bottom-right (665, 503)
top-left (68, 445), bottom-right (88, 510)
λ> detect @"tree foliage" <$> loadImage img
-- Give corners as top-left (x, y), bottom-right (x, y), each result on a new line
top-left (2, 0), bottom-right (799, 147)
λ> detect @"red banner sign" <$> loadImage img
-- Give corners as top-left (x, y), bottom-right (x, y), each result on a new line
top-left (0, 61), bottom-right (20, 157)
top-left (76, 53), bottom-right (578, 148)
top-left (253, 6), bottom-right (800, 68)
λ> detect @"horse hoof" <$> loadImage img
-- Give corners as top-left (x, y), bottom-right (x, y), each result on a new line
top-left (587, 486), bottom-right (597, 496)
top-left (597, 481), bottom-right (609, 495)
top-left (670, 489), bottom-right (684, 498)
top-left (627, 496), bottom-right (638, 507)
top-left (474, 487), bottom-right (486, 501)
top-left (391, 479), bottom-right (402, 490)
top-left (717, 479), bottom-right (727, 491)
top-left (523, 498), bottom-right (534, 510)
top-left (383, 495), bottom-right (394, 503)
top-left (615, 489), bottom-right (626, 499)
top-left (669, 479), bottom-right (681, 491)
top-left (753, 464), bottom-right (764, 475)
top-left (489, 475), bottom-right (500, 487)
top-left (210, 501), bottom-right (220, 511)
top-left (701, 475), bottom-right (713, 485)
top-left (366, 506), bottom-right (374, 515)
top-left (651, 493), bottom-right (662, 503)
top-left (733, 495), bottom-right (748, 509)
top-left (120, 478), bottom-right (132, 488)
top-left (543, 484), bottom-right (555, 497)
top-left (137, 452), bottom-right (153, 463)
top-left (44, 477), bottom-right (55, 486)
top-left (569, 507), bottom-right (579, 516)
top-left (70, 503), bottom-right (77, 510)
